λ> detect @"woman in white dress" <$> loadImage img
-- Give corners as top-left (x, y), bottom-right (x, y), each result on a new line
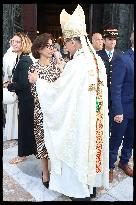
top-left (3, 46), bottom-right (18, 141)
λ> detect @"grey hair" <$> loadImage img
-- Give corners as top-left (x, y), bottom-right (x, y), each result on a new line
top-left (53, 43), bottom-right (60, 51)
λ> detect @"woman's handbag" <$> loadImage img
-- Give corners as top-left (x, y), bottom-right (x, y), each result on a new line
top-left (3, 88), bottom-right (17, 104)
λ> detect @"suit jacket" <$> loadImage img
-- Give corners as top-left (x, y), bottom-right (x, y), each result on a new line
top-left (97, 49), bottom-right (122, 87)
top-left (110, 48), bottom-right (134, 119)
top-left (97, 49), bottom-right (122, 108)
top-left (7, 53), bottom-right (33, 102)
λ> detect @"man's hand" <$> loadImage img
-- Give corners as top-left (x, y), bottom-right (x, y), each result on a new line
top-left (28, 71), bottom-right (38, 83)
top-left (114, 114), bottom-right (123, 123)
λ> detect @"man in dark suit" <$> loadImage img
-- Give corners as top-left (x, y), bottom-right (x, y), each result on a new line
top-left (109, 31), bottom-right (134, 183)
top-left (97, 28), bottom-right (122, 135)
top-left (97, 28), bottom-right (122, 107)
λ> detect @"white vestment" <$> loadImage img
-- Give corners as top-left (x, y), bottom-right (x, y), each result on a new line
top-left (36, 50), bottom-right (109, 198)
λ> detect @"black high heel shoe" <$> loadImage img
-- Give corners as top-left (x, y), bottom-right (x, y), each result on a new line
top-left (90, 187), bottom-right (96, 198)
top-left (70, 197), bottom-right (91, 201)
top-left (42, 172), bottom-right (49, 189)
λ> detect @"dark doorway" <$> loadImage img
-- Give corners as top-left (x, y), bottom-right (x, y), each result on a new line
top-left (37, 3), bottom-right (90, 41)
top-left (92, 4), bottom-right (104, 34)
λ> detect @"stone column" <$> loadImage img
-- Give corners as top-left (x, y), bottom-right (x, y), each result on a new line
top-left (3, 4), bottom-right (14, 54)
top-left (3, 4), bottom-right (24, 54)
top-left (102, 4), bottom-right (134, 51)
top-left (114, 4), bottom-right (134, 51)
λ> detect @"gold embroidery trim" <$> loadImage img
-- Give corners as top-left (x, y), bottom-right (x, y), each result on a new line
top-left (88, 84), bottom-right (96, 92)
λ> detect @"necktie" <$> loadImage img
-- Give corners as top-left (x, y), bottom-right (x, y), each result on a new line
top-left (108, 51), bottom-right (112, 59)
top-left (108, 51), bottom-right (112, 62)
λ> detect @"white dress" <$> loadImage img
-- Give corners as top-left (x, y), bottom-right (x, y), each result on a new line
top-left (3, 47), bottom-right (18, 141)
top-left (36, 49), bottom-right (109, 198)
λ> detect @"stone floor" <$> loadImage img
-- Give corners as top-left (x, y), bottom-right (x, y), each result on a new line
top-left (3, 139), bottom-right (133, 201)
top-left (3, 170), bottom-right (36, 201)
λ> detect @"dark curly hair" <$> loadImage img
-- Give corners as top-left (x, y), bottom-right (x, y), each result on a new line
top-left (31, 33), bottom-right (53, 59)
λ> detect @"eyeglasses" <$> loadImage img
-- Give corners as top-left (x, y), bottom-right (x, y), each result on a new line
top-left (10, 40), bottom-right (22, 44)
top-left (45, 44), bottom-right (54, 49)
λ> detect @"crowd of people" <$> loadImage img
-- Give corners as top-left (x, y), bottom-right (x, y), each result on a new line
top-left (3, 4), bottom-right (133, 201)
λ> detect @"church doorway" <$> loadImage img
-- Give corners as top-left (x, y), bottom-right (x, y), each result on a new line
top-left (37, 4), bottom-right (90, 44)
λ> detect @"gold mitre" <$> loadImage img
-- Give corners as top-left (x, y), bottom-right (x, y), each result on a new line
top-left (60, 4), bottom-right (87, 38)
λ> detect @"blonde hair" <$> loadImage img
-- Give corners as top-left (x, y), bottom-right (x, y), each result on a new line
top-left (12, 32), bottom-right (32, 54)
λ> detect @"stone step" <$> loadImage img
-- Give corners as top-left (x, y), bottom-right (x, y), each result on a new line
top-left (3, 141), bottom-right (133, 201)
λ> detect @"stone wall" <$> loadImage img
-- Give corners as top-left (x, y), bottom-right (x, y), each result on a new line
top-left (103, 4), bottom-right (134, 51)
top-left (115, 4), bottom-right (134, 51)
top-left (3, 4), bottom-right (23, 54)
top-left (91, 4), bottom-right (134, 51)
